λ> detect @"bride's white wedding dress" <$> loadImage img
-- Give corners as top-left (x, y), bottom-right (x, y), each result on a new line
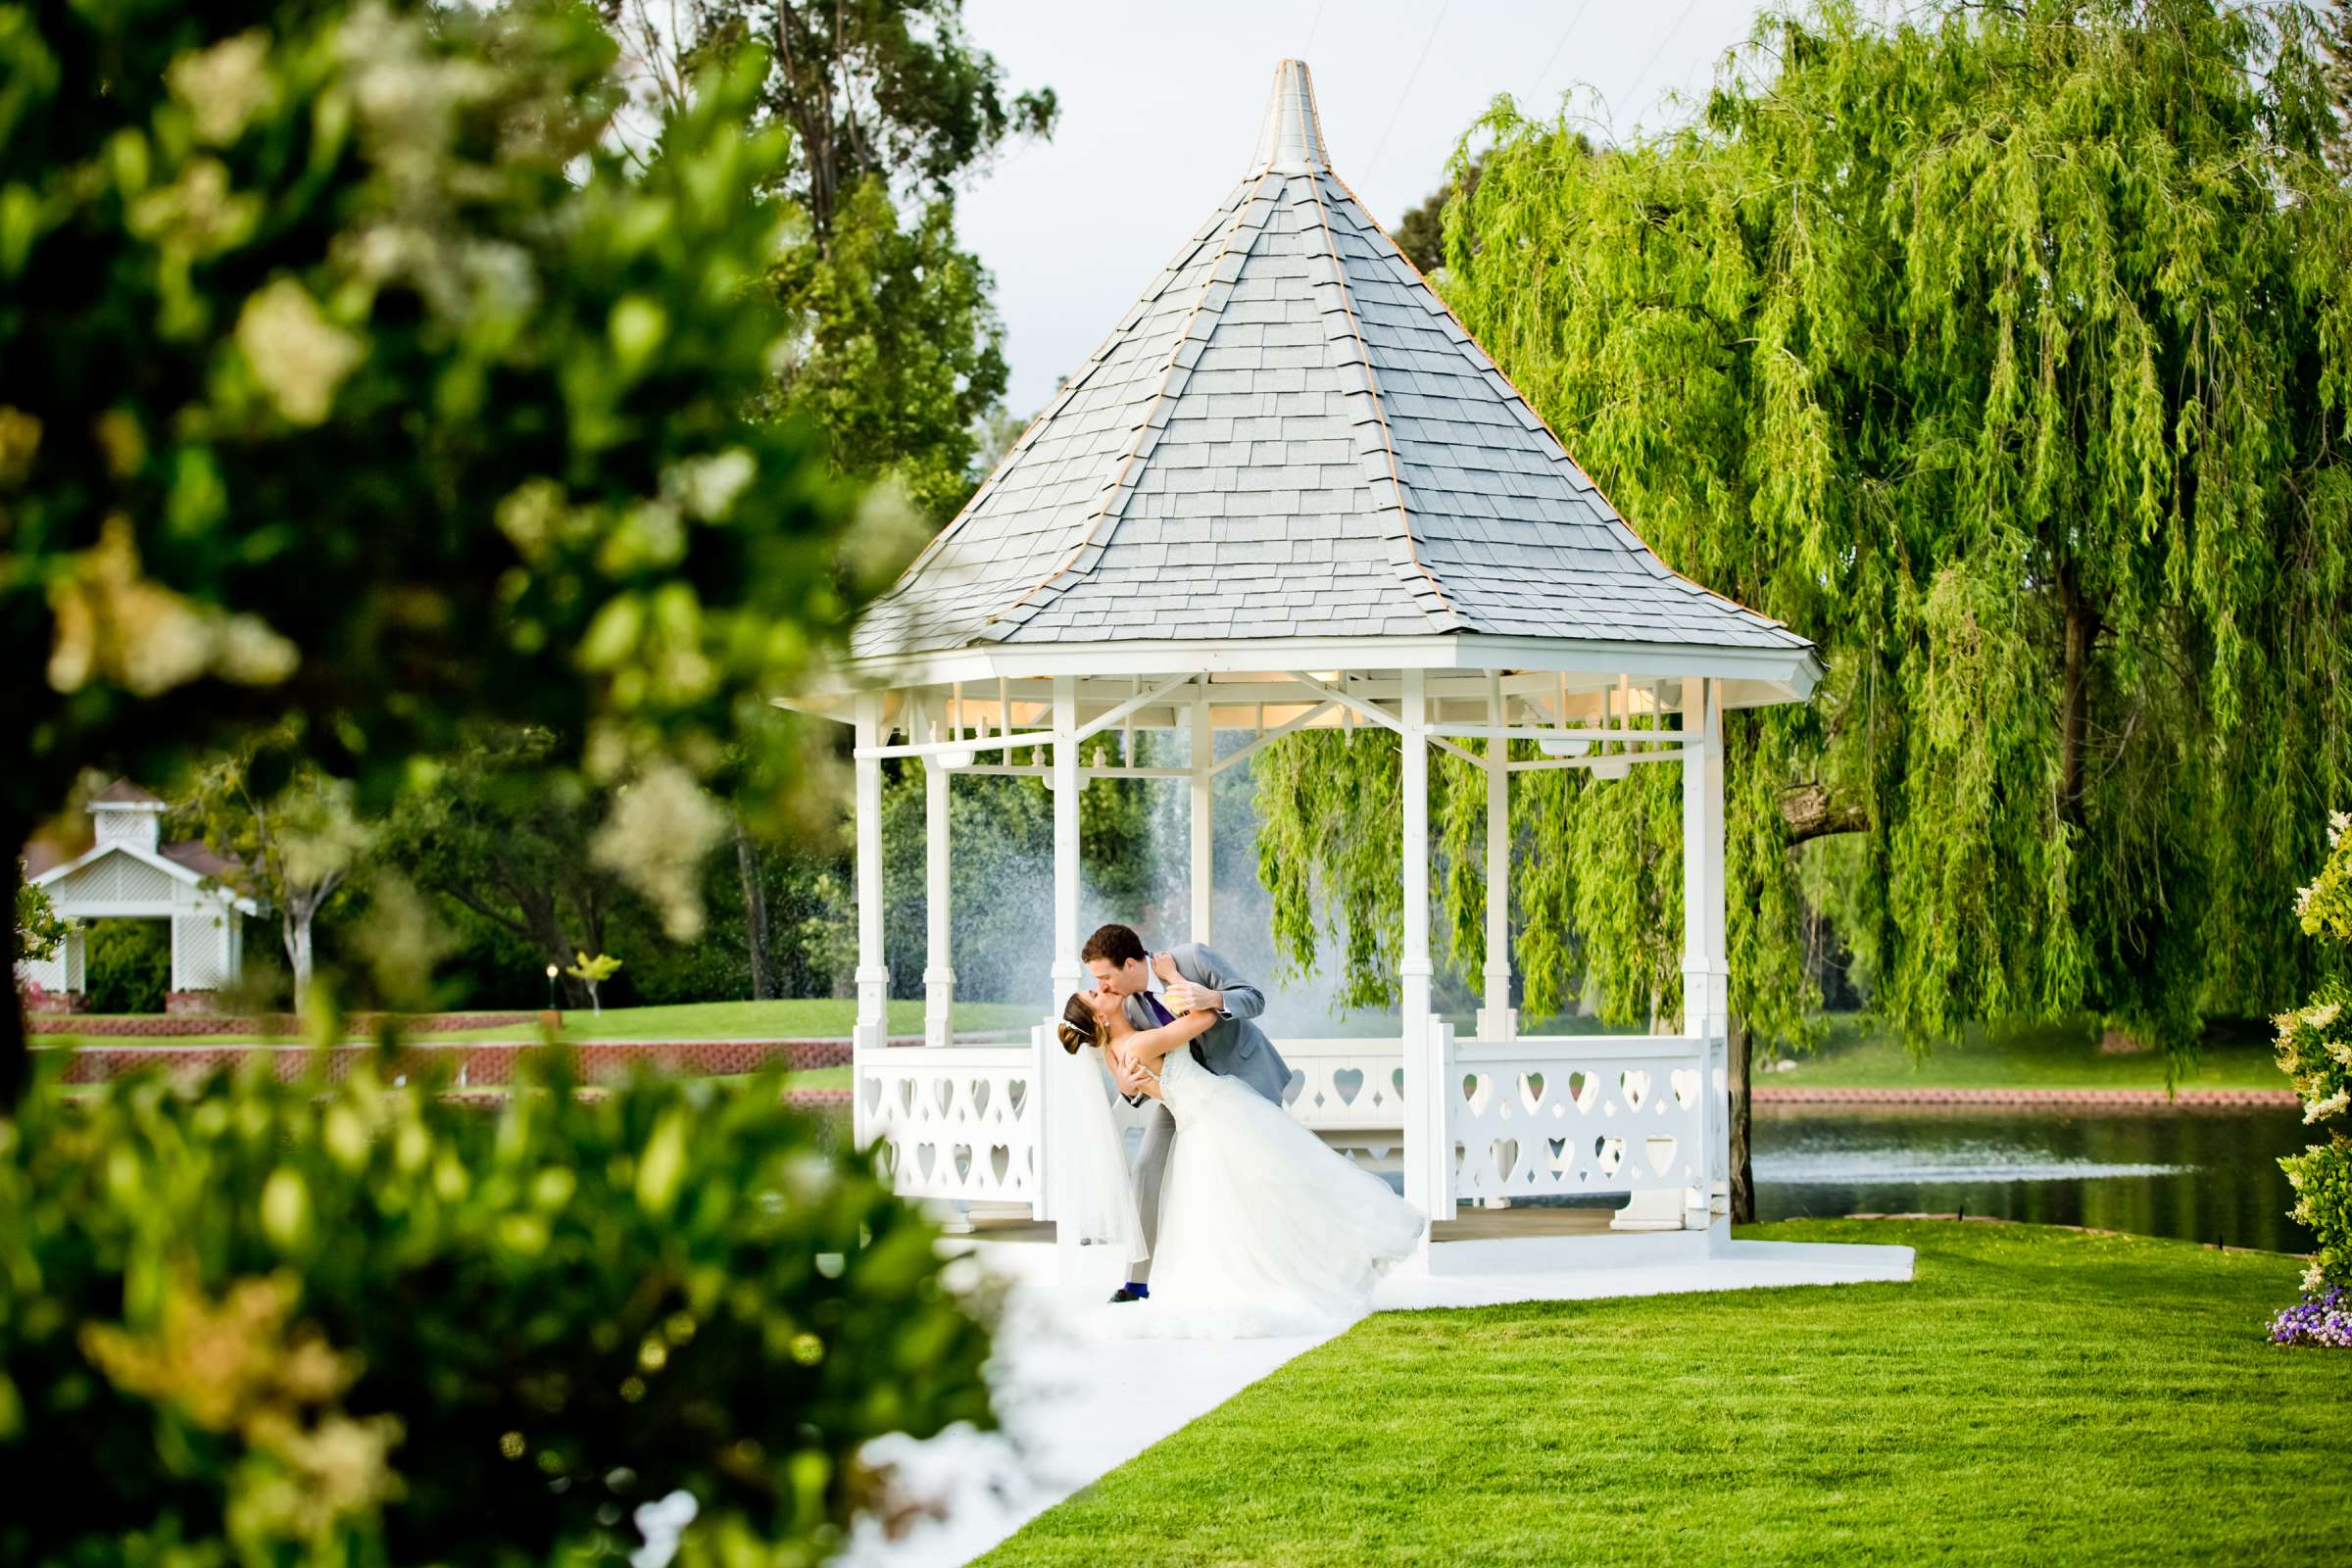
top-left (1107, 1046), bottom-right (1425, 1339)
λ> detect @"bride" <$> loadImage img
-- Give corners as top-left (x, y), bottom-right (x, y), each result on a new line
top-left (1058, 989), bottom-right (1425, 1336)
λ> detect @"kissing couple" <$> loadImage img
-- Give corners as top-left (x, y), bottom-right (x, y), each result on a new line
top-left (1056, 923), bottom-right (1425, 1337)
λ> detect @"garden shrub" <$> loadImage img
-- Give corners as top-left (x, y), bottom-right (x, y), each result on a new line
top-left (83, 917), bottom-right (172, 1013)
top-left (0, 1052), bottom-right (994, 1564)
top-left (2278, 812), bottom-right (2352, 1307)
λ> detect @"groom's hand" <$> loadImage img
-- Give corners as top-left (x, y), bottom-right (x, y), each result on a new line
top-left (1108, 1051), bottom-right (1153, 1101)
top-left (1167, 979), bottom-right (1223, 1016)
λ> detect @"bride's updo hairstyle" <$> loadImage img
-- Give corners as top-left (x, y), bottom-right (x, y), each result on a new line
top-left (1057, 994), bottom-right (1101, 1054)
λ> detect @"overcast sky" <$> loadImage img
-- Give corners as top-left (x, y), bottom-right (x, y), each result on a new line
top-left (956, 0), bottom-right (1773, 413)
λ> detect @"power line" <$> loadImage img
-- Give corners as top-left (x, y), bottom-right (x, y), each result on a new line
top-left (1302, 0), bottom-right (1331, 61)
top-left (1363, 0), bottom-right (1457, 186)
top-left (1526, 0), bottom-right (1598, 109)
top-left (1620, 0), bottom-right (1705, 129)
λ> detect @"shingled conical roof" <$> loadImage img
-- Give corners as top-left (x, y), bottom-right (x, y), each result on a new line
top-left (851, 60), bottom-right (1809, 665)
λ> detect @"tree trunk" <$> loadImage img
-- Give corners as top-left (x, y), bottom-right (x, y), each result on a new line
top-left (283, 912), bottom-right (314, 1016)
top-left (1726, 1008), bottom-right (1755, 1223)
top-left (736, 820), bottom-right (774, 1001)
top-left (1780, 782), bottom-right (1866, 843)
top-left (2057, 564), bottom-right (2099, 825)
top-left (1, 839), bottom-right (26, 1111)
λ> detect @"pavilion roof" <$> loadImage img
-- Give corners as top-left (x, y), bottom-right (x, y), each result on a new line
top-left (849, 59), bottom-right (1810, 668)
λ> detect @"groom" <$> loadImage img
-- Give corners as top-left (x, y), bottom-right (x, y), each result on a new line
top-left (1081, 922), bottom-right (1292, 1303)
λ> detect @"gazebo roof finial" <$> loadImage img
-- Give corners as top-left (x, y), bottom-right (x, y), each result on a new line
top-left (1248, 58), bottom-right (1328, 175)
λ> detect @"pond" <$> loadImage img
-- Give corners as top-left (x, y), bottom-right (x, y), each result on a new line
top-left (1750, 1102), bottom-right (2317, 1253)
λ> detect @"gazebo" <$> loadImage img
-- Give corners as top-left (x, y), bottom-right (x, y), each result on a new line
top-left (18, 781), bottom-right (259, 1011)
top-left (796, 62), bottom-right (1890, 1286)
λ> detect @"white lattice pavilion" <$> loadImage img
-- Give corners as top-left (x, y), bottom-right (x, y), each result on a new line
top-left (793, 61), bottom-right (1905, 1290)
top-left (18, 781), bottom-right (257, 1007)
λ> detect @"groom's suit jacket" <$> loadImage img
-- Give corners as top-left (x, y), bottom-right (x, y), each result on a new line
top-left (1120, 942), bottom-right (1292, 1108)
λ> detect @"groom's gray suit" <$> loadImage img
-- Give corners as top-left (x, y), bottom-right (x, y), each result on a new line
top-left (1122, 941), bottom-right (1291, 1283)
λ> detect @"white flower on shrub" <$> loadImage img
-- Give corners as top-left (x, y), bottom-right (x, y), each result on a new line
top-left (167, 30), bottom-right (276, 145)
top-left (237, 279), bottom-right (364, 425)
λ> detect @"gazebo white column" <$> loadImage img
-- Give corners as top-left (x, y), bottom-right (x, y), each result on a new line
top-left (923, 742), bottom-right (954, 1049)
top-left (1681, 677), bottom-right (1729, 1227)
top-left (1477, 673), bottom-right (1514, 1041)
top-left (854, 691), bottom-right (889, 1055)
top-left (1050, 676), bottom-right (1083, 1005)
top-left (1679, 678), bottom-right (1728, 1040)
top-left (1398, 669), bottom-right (1448, 1223)
top-left (1190, 683), bottom-right (1214, 943)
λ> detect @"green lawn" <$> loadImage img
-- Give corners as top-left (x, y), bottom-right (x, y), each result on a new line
top-left (35, 998), bottom-right (1038, 1047)
top-left (1762, 1015), bottom-right (2286, 1091)
top-left (984, 1221), bottom-right (2346, 1567)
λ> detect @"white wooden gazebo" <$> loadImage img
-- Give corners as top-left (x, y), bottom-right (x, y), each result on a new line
top-left (796, 62), bottom-right (1848, 1281)
top-left (18, 781), bottom-right (258, 1008)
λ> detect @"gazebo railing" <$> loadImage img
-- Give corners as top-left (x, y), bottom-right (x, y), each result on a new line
top-left (1441, 1032), bottom-right (1712, 1217)
top-left (855, 1038), bottom-right (1045, 1210)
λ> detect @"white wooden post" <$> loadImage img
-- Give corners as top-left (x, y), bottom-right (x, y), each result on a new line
top-left (1477, 671), bottom-right (1514, 1042)
top-left (1681, 676), bottom-right (1729, 1228)
top-left (1397, 669), bottom-right (1450, 1228)
top-left (1190, 680), bottom-right (1214, 943)
top-left (853, 691), bottom-right (890, 1109)
top-left (1043, 676), bottom-right (1085, 1235)
top-left (923, 753), bottom-right (954, 1048)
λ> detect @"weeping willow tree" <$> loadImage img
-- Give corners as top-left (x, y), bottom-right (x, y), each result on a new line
top-left (1257, 1), bottom-right (2352, 1076)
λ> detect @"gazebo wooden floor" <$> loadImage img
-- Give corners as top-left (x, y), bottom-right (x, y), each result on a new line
top-left (960, 1205), bottom-right (1625, 1246)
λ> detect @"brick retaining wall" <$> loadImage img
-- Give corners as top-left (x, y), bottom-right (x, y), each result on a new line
top-left (46, 1037), bottom-right (877, 1085)
top-left (29, 1010), bottom-right (539, 1038)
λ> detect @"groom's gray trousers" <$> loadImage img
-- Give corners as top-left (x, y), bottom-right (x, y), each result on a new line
top-left (1122, 942), bottom-right (1292, 1283)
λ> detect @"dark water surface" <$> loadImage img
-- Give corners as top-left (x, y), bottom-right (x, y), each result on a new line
top-left (1750, 1102), bottom-right (2316, 1253)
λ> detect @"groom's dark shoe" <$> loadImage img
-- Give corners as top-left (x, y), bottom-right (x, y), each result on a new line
top-left (1108, 1284), bottom-right (1150, 1303)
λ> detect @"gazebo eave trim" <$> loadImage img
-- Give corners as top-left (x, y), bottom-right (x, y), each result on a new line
top-left (785, 632), bottom-right (1822, 713)
top-left (32, 839), bottom-right (265, 917)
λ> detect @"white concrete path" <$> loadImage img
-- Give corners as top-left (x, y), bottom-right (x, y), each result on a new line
top-left (837, 1237), bottom-right (1912, 1567)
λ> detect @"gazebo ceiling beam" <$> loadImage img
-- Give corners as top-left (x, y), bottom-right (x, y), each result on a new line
top-left (1208, 700), bottom-right (1339, 775)
top-left (1068, 672), bottom-right (1200, 745)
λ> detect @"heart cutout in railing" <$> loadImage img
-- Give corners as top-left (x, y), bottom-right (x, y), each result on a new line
top-left (877, 1143), bottom-right (899, 1178)
top-left (933, 1077), bottom-right (956, 1116)
top-left (1459, 1073), bottom-right (1494, 1116)
top-left (1392, 1068), bottom-right (1406, 1101)
top-left (990, 1144), bottom-right (1011, 1185)
top-left (1518, 1072), bottom-right (1546, 1114)
top-left (1491, 1138), bottom-right (1520, 1183)
top-left (1620, 1068), bottom-right (1651, 1110)
top-left (1593, 1134), bottom-right (1625, 1176)
top-left (899, 1078), bottom-right (916, 1116)
top-left (1007, 1079), bottom-right (1028, 1118)
top-left (1567, 1070), bottom-right (1594, 1108)
top-left (916, 1143), bottom-right (938, 1180)
top-left (1333, 1067), bottom-right (1365, 1105)
top-left (1282, 1069), bottom-right (1306, 1105)
top-left (861, 1076), bottom-right (883, 1115)
top-left (1671, 1067), bottom-right (1701, 1108)
top-left (970, 1079), bottom-right (991, 1118)
top-left (1546, 1136), bottom-right (1570, 1174)
top-left (1645, 1135), bottom-right (1679, 1176)
top-left (953, 1144), bottom-right (973, 1182)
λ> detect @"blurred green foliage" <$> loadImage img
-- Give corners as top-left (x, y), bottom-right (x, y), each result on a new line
top-left (0, 1052), bottom-right (995, 1565)
top-left (0, 0), bottom-right (902, 1089)
top-left (85, 917), bottom-right (172, 1013)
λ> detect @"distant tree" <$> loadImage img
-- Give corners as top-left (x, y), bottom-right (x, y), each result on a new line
top-left (170, 725), bottom-right (367, 1012)
top-left (0, 3), bottom-right (884, 1102)
top-left (607, 0), bottom-right (1055, 520)
top-left (1390, 154), bottom-right (1487, 274)
top-left (377, 731), bottom-right (627, 1009)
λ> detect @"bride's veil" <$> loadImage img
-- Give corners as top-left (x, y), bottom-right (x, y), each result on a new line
top-left (1060, 1037), bottom-right (1149, 1271)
